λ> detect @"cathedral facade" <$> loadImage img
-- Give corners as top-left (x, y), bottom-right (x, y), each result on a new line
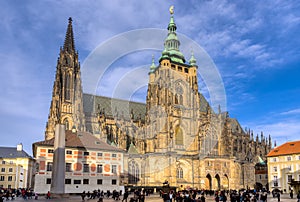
top-left (44, 14), bottom-right (271, 191)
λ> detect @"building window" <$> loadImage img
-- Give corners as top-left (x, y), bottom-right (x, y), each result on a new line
top-left (83, 179), bottom-right (89, 184)
top-left (1, 168), bottom-right (5, 172)
top-left (97, 164), bottom-right (103, 173)
top-left (112, 165), bottom-right (117, 174)
top-left (298, 156), bottom-right (300, 160)
top-left (112, 154), bottom-right (117, 157)
top-left (8, 168), bottom-right (13, 172)
top-left (176, 167), bottom-right (183, 179)
top-left (97, 153), bottom-right (103, 157)
top-left (128, 161), bottom-right (139, 184)
top-left (83, 164), bottom-right (89, 172)
top-left (288, 175), bottom-right (293, 182)
top-left (66, 163), bottom-right (72, 172)
top-left (2, 161), bottom-right (5, 165)
top-left (47, 162), bottom-right (53, 171)
top-left (74, 180), bottom-right (81, 184)
top-left (259, 175), bottom-right (262, 180)
top-left (273, 176), bottom-right (278, 187)
top-left (175, 126), bottom-right (184, 145)
top-left (273, 158), bottom-right (277, 162)
top-left (9, 161), bottom-right (13, 165)
top-left (8, 176), bottom-right (12, 181)
top-left (84, 152), bottom-right (89, 156)
top-left (287, 156), bottom-right (292, 161)
top-left (287, 165), bottom-right (292, 172)
top-left (97, 179), bottom-right (103, 185)
top-left (46, 178), bottom-right (51, 184)
top-left (66, 150), bottom-right (72, 154)
top-left (273, 166), bottom-right (277, 172)
top-left (48, 149), bottom-right (54, 153)
top-left (0, 176), bottom-right (4, 181)
top-left (112, 179), bottom-right (117, 185)
top-left (65, 179), bottom-right (71, 184)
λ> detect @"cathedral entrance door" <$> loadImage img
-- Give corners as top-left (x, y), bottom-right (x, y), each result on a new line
top-left (215, 174), bottom-right (221, 190)
top-left (206, 174), bottom-right (212, 190)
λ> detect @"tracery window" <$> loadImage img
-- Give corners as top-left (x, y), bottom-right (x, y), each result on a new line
top-left (128, 161), bottom-right (139, 184)
top-left (65, 73), bottom-right (71, 100)
top-left (176, 167), bottom-right (183, 179)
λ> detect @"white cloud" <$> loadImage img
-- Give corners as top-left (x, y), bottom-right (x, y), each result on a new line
top-left (280, 108), bottom-right (300, 116)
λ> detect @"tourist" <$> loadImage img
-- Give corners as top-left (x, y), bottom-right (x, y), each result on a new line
top-left (122, 190), bottom-right (129, 202)
top-left (297, 191), bottom-right (300, 202)
top-left (46, 191), bottom-right (51, 199)
top-left (277, 191), bottom-right (280, 202)
top-left (290, 190), bottom-right (294, 199)
top-left (81, 191), bottom-right (86, 201)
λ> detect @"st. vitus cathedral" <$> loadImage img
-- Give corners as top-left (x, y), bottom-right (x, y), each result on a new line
top-left (45, 13), bottom-right (271, 190)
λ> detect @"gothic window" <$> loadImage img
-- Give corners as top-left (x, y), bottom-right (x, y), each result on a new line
top-left (180, 95), bottom-right (183, 105)
top-left (65, 73), bottom-right (71, 101)
top-left (175, 95), bottom-right (179, 104)
top-left (64, 119), bottom-right (69, 130)
top-left (176, 167), bottom-right (183, 179)
top-left (128, 161), bottom-right (139, 184)
top-left (175, 126), bottom-right (183, 145)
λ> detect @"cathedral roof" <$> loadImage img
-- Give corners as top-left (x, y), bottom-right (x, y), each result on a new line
top-left (83, 94), bottom-right (146, 121)
top-left (33, 130), bottom-right (125, 154)
top-left (267, 140), bottom-right (300, 157)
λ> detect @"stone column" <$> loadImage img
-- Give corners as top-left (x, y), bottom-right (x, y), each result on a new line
top-left (50, 124), bottom-right (66, 195)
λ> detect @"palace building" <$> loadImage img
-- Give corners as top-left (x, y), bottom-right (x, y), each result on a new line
top-left (35, 11), bottom-right (272, 192)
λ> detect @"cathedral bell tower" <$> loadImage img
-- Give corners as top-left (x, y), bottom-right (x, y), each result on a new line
top-left (145, 10), bottom-right (201, 153)
top-left (45, 18), bottom-right (86, 140)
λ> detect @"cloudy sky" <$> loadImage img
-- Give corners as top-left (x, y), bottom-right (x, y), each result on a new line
top-left (0, 0), bottom-right (299, 155)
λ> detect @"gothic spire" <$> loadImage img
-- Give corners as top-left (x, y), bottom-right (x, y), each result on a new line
top-left (63, 17), bottom-right (75, 54)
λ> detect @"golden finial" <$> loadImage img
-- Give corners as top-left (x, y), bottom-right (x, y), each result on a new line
top-left (169, 5), bottom-right (174, 15)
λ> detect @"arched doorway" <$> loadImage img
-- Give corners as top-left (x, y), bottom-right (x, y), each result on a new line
top-left (215, 174), bottom-right (220, 190)
top-left (206, 174), bottom-right (212, 190)
top-left (223, 174), bottom-right (229, 190)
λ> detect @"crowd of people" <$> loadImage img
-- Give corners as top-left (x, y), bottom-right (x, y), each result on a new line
top-left (0, 188), bottom-right (39, 201)
top-left (159, 189), bottom-right (300, 202)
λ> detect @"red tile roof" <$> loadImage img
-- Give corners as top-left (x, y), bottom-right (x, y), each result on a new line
top-left (267, 140), bottom-right (300, 157)
top-left (33, 130), bottom-right (125, 153)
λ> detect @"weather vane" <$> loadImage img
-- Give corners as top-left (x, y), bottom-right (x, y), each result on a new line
top-left (169, 5), bottom-right (174, 15)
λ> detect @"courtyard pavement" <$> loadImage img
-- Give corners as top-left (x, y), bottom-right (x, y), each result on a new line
top-left (6, 193), bottom-right (298, 202)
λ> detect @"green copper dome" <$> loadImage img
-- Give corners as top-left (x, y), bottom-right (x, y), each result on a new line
top-left (149, 55), bottom-right (156, 74)
top-left (160, 14), bottom-right (186, 64)
top-left (189, 51), bottom-right (197, 66)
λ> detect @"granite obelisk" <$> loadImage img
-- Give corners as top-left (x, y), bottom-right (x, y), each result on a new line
top-left (50, 124), bottom-right (66, 195)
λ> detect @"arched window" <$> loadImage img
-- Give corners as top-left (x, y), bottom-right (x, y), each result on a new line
top-left (128, 161), bottom-right (139, 184)
top-left (64, 119), bottom-right (69, 130)
top-left (176, 167), bottom-right (183, 179)
top-left (65, 73), bottom-right (71, 100)
top-left (175, 95), bottom-right (179, 104)
top-left (175, 126), bottom-right (183, 145)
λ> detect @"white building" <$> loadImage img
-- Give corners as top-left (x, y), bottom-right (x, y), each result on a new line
top-left (267, 140), bottom-right (300, 193)
top-left (32, 131), bottom-right (125, 194)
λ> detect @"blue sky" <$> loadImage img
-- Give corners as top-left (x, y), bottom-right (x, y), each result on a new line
top-left (0, 0), bottom-right (299, 155)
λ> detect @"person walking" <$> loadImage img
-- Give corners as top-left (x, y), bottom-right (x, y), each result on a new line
top-left (277, 192), bottom-right (280, 202)
top-left (122, 190), bottom-right (129, 202)
top-left (46, 191), bottom-right (51, 199)
top-left (297, 191), bottom-right (300, 202)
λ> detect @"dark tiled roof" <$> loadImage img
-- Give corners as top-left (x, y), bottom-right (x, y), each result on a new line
top-left (0, 147), bottom-right (32, 159)
top-left (267, 140), bottom-right (300, 157)
top-left (33, 130), bottom-right (125, 153)
top-left (83, 94), bottom-right (146, 121)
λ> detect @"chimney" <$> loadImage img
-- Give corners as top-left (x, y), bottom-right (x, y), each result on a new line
top-left (17, 143), bottom-right (23, 151)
